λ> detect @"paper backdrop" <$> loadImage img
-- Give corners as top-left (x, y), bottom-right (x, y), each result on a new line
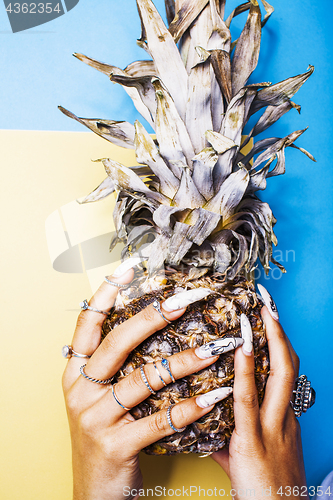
top-left (1, 1), bottom-right (333, 499)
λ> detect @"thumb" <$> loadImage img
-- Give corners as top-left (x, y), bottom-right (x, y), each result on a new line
top-left (211, 446), bottom-right (230, 476)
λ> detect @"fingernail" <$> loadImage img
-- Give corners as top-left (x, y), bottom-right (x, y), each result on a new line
top-left (196, 387), bottom-right (233, 408)
top-left (162, 288), bottom-right (212, 312)
top-left (257, 284), bottom-right (279, 321)
top-left (112, 257), bottom-right (143, 278)
top-left (195, 337), bottom-right (244, 359)
top-left (240, 313), bottom-right (253, 356)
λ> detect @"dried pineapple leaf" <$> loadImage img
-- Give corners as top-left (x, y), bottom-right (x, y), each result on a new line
top-left (213, 241), bottom-right (232, 273)
top-left (147, 233), bottom-right (170, 275)
top-left (239, 197), bottom-right (275, 235)
top-left (74, 53), bottom-right (155, 127)
top-left (231, 0), bottom-right (262, 96)
top-left (252, 128), bottom-right (308, 171)
top-left (240, 136), bottom-right (279, 166)
top-left (153, 206), bottom-right (182, 236)
top-left (172, 169), bottom-right (206, 209)
top-left (187, 208), bottom-right (221, 246)
top-left (136, 0), bottom-right (189, 119)
top-left (134, 121), bottom-right (180, 198)
top-left (78, 177), bottom-right (115, 204)
top-left (221, 88), bottom-right (255, 147)
top-left (169, 0), bottom-right (209, 43)
top-left (111, 74), bottom-right (157, 123)
top-left (103, 158), bottom-right (167, 204)
top-left (245, 101), bottom-right (295, 147)
top-left (153, 80), bottom-right (195, 171)
top-left (206, 130), bottom-right (237, 154)
top-left (165, 0), bottom-right (176, 25)
top-left (73, 52), bottom-right (114, 75)
top-left (210, 50), bottom-right (232, 104)
top-left (204, 167), bottom-right (249, 219)
top-left (167, 222), bottom-right (193, 264)
top-left (260, 0), bottom-right (274, 27)
top-left (247, 164), bottom-right (271, 191)
top-left (211, 63), bottom-right (225, 132)
top-left (126, 225), bottom-right (156, 249)
top-left (225, 2), bottom-right (250, 28)
top-left (186, 61), bottom-right (213, 153)
top-left (251, 66), bottom-right (314, 114)
top-left (124, 60), bottom-right (157, 77)
top-left (290, 144), bottom-right (316, 162)
top-left (208, 0), bottom-right (231, 50)
top-left (227, 232), bottom-right (249, 279)
top-left (270, 256), bottom-right (286, 274)
top-left (58, 107), bottom-right (135, 149)
top-left (192, 147), bottom-right (218, 200)
top-left (224, 218), bottom-right (259, 272)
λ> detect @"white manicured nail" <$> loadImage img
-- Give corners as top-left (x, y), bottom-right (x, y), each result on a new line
top-left (112, 257), bottom-right (143, 278)
top-left (257, 284), bottom-right (279, 321)
top-left (196, 387), bottom-right (233, 408)
top-left (195, 337), bottom-right (244, 359)
top-left (162, 288), bottom-right (212, 312)
top-left (240, 313), bottom-right (253, 356)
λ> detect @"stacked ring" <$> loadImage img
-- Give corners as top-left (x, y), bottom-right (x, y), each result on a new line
top-left (167, 404), bottom-right (186, 433)
top-left (153, 361), bottom-right (167, 387)
top-left (79, 364), bottom-right (114, 385)
top-left (161, 357), bottom-right (176, 383)
top-left (140, 366), bottom-right (156, 395)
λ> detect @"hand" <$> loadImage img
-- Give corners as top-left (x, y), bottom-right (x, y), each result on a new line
top-left (212, 293), bottom-right (308, 499)
top-left (62, 263), bottom-right (237, 500)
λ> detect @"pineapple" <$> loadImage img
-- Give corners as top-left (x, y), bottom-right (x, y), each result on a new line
top-left (59, 0), bottom-right (315, 455)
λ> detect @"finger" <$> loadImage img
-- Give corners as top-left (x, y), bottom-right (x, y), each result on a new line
top-left (259, 306), bottom-right (297, 425)
top-left (125, 387), bottom-right (232, 454)
top-left (86, 336), bottom-right (243, 424)
top-left (233, 314), bottom-right (261, 439)
top-left (211, 447), bottom-right (230, 476)
top-left (63, 258), bottom-right (141, 393)
top-left (82, 288), bottom-right (212, 382)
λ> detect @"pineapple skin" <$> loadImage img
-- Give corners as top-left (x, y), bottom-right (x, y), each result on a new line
top-left (102, 273), bottom-right (269, 455)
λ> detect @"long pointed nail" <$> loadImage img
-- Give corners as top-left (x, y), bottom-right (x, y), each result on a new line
top-left (112, 257), bottom-right (143, 278)
top-left (162, 288), bottom-right (212, 312)
top-left (196, 387), bottom-right (233, 408)
top-left (195, 337), bottom-right (244, 359)
top-left (241, 313), bottom-right (253, 356)
top-left (257, 284), bottom-right (279, 321)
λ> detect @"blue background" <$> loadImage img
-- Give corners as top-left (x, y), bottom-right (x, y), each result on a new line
top-left (1, 0), bottom-right (332, 488)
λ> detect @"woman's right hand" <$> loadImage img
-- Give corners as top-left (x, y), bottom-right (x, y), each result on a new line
top-left (212, 287), bottom-right (308, 499)
top-left (62, 260), bottom-right (239, 500)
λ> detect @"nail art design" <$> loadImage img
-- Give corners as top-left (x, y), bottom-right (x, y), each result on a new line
top-left (195, 337), bottom-right (244, 359)
top-left (240, 313), bottom-right (253, 355)
top-left (196, 387), bottom-right (233, 408)
top-left (162, 288), bottom-right (212, 312)
top-left (257, 284), bottom-right (279, 321)
top-left (112, 257), bottom-right (144, 278)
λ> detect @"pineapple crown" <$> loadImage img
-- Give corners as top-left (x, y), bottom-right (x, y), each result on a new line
top-left (59, 0), bottom-right (315, 279)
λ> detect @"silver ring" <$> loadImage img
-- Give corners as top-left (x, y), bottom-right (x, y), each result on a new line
top-left (104, 276), bottom-right (129, 288)
top-left (80, 299), bottom-right (109, 315)
top-left (166, 404), bottom-right (186, 433)
top-left (111, 384), bottom-right (131, 411)
top-left (152, 300), bottom-right (172, 324)
top-left (79, 364), bottom-right (114, 385)
top-left (161, 357), bottom-right (176, 383)
top-left (290, 374), bottom-right (316, 417)
top-left (140, 366), bottom-right (156, 395)
top-left (62, 345), bottom-right (91, 359)
top-left (153, 361), bottom-right (167, 387)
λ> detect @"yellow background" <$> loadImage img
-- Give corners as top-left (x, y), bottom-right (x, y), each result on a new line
top-left (0, 130), bottom-right (231, 500)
